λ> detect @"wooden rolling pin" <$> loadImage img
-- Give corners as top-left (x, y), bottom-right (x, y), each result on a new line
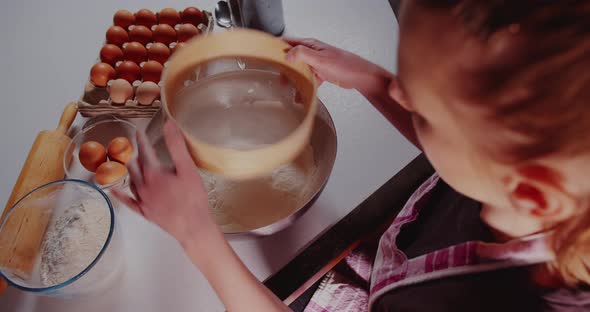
top-left (0, 102), bottom-right (78, 293)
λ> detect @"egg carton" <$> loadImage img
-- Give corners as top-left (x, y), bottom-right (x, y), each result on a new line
top-left (78, 9), bottom-right (213, 119)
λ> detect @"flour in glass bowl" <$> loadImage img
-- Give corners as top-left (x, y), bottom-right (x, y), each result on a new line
top-left (40, 199), bottom-right (110, 287)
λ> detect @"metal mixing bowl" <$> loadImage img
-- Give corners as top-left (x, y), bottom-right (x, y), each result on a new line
top-left (146, 98), bottom-right (337, 235)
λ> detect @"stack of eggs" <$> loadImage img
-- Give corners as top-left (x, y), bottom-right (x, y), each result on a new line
top-left (89, 7), bottom-right (207, 107)
top-left (79, 137), bottom-right (134, 185)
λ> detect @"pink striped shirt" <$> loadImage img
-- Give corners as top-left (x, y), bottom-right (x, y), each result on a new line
top-left (305, 174), bottom-right (553, 312)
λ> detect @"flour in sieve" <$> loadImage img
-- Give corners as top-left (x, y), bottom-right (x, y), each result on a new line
top-left (200, 144), bottom-right (316, 232)
top-left (40, 199), bottom-right (110, 287)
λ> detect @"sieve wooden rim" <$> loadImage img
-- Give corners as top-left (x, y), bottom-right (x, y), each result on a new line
top-left (162, 29), bottom-right (318, 180)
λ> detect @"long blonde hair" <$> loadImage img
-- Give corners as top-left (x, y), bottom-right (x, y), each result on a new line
top-left (419, 0), bottom-right (590, 285)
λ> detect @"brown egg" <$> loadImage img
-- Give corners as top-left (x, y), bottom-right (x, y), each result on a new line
top-left (128, 25), bottom-right (152, 45)
top-left (108, 79), bottom-right (134, 104)
top-left (147, 42), bottom-right (170, 64)
top-left (182, 7), bottom-right (206, 26)
top-left (95, 161), bottom-right (128, 185)
top-left (107, 137), bottom-right (134, 164)
top-left (135, 9), bottom-right (157, 28)
top-left (90, 62), bottom-right (116, 87)
top-left (106, 26), bottom-right (128, 47)
top-left (141, 60), bottom-right (163, 83)
top-left (79, 141), bottom-right (107, 172)
top-left (123, 42), bottom-right (147, 64)
top-left (113, 9), bottom-right (135, 29)
top-left (136, 81), bottom-right (161, 105)
top-left (159, 8), bottom-right (181, 27)
top-left (176, 24), bottom-right (200, 42)
top-left (169, 41), bottom-right (186, 54)
top-left (116, 61), bottom-right (141, 83)
top-left (152, 24), bottom-right (176, 45)
top-left (100, 44), bottom-right (124, 66)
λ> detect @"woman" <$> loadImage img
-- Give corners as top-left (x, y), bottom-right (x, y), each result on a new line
top-left (114, 1), bottom-right (590, 310)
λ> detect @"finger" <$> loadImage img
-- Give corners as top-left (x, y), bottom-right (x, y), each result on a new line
top-left (313, 71), bottom-right (324, 86)
top-left (388, 76), bottom-right (409, 108)
top-left (130, 182), bottom-right (140, 200)
top-left (111, 189), bottom-right (144, 216)
top-left (127, 158), bottom-right (144, 187)
top-left (286, 45), bottom-right (320, 66)
top-left (163, 120), bottom-right (195, 174)
top-left (136, 130), bottom-right (160, 172)
top-left (282, 37), bottom-right (321, 49)
top-left (282, 36), bottom-right (306, 47)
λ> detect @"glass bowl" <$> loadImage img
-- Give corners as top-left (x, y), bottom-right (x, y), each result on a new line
top-left (64, 116), bottom-right (137, 191)
top-left (0, 180), bottom-right (122, 298)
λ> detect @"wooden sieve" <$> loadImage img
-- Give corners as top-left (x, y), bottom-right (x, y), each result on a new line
top-left (162, 29), bottom-right (318, 180)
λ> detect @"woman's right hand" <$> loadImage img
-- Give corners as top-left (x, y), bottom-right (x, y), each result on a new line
top-left (112, 121), bottom-right (217, 248)
top-left (284, 37), bottom-right (392, 96)
top-left (114, 121), bottom-right (290, 312)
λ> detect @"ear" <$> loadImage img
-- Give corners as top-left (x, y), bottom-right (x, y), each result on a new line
top-left (506, 165), bottom-right (577, 223)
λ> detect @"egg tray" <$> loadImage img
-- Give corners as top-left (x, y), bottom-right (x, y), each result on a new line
top-left (78, 9), bottom-right (213, 119)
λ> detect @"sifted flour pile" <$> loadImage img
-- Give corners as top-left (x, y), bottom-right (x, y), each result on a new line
top-left (200, 144), bottom-right (317, 232)
top-left (40, 199), bottom-right (110, 287)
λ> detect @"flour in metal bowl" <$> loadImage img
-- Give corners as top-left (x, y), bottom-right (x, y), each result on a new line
top-left (200, 144), bottom-right (317, 233)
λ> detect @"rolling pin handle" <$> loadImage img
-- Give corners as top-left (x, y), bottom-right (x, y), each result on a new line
top-left (56, 102), bottom-right (78, 134)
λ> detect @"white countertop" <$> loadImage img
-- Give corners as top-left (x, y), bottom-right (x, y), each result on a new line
top-left (0, 0), bottom-right (418, 311)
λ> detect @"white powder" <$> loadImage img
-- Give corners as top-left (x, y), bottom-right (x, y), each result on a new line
top-left (201, 144), bottom-right (317, 232)
top-left (40, 199), bottom-right (110, 287)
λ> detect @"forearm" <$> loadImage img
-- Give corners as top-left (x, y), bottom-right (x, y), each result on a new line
top-left (183, 227), bottom-right (289, 312)
top-left (354, 64), bottom-right (420, 148)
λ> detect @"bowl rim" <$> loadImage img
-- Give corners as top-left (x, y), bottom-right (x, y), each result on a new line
top-left (63, 117), bottom-right (137, 190)
top-left (224, 98), bottom-right (338, 236)
top-left (0, 179), bottom-right (115, 293)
